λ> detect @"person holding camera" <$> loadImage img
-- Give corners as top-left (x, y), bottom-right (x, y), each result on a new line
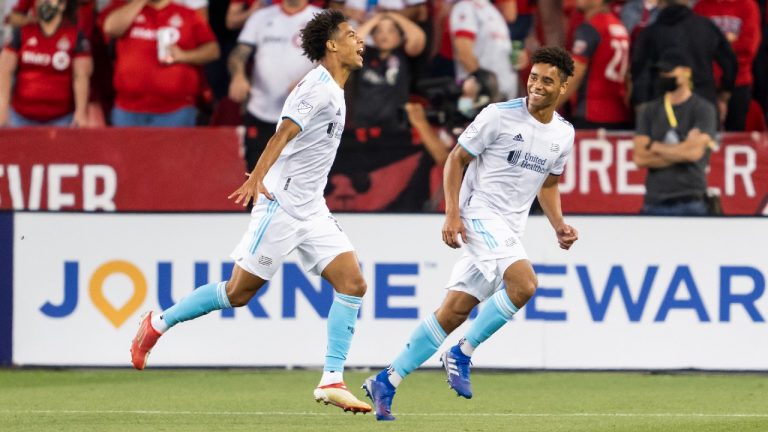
top-left (406, 70), bottom-right (500, 168)
top-left (632, 49), bottom-right (717, 216)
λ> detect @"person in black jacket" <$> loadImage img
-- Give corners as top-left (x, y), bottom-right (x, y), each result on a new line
top-left (630, 0), bottom-right (737, 123)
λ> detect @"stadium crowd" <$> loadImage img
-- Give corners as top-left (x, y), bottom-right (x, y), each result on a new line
top-left (0, 0), bottom-right (765, 212)
top-left (1, 0), bottom-right (765, 130)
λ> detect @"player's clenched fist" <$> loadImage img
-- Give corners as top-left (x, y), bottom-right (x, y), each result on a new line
top-left (442, 214), bottom-right (467, 249)
top-left (555, 224), bottom-right (578, 250)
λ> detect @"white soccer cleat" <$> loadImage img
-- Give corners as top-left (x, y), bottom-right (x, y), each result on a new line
top-left (313, 382), bottom-right (372, 414)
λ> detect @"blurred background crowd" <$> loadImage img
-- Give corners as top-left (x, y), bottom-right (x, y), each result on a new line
top-left (2, 0), bottom-right (765, 130)
top-left (1, 0), bottom-right (766, 212)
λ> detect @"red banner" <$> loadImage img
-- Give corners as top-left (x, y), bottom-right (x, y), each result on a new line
top-left (1, 128), bottom-right (766, 214)
top-left (559, 131), bottom-right (768, 215)
top-left (0, 128), bottom-right (244, 211)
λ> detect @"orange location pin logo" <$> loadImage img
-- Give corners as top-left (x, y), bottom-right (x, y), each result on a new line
top-left (89, 260), bottom-right (147, 328)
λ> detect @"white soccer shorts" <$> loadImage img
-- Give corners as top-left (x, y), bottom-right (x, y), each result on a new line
top-left (230, 198), bottom-right (354, 280)
top-left (446, 216), bottom-right (529, 302)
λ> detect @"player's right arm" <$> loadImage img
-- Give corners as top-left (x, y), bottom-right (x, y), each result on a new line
top-left (442, 145), bottom-right (474, 248)
top-left (228, 118), bottom-right (301, 206)
top-left (442, 105), bottom-right (499, 248)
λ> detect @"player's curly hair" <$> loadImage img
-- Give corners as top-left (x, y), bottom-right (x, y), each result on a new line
top-left (530, 47), bottom-right (575, 83)
top-left (300, 10), bottom-right (347, 62)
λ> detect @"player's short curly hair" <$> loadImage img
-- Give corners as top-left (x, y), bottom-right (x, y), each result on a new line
top-left (300, 10), bottom-right (347, 62)
top-left (530, 47), bottom-right (575, 83)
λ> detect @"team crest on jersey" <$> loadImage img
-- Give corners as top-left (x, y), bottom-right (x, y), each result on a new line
top-left (550, 142), bottom-right (560, 153)
top-left (27, 37), bottom-right (38, 47)
top-left (52, 51), bottom-right (71, 71)
top-left (297, 100), bottom-right (313, 114)
top-left (463, 125), bottom-right (479, 140)
top-left (169, 14), bottom-right (183, 28)
top-left (57, 37), bottom-right (70, 51)
top-left (135, 14), bottom-right (146, 23)
top-left (507, 149), bottom-right (522, 166)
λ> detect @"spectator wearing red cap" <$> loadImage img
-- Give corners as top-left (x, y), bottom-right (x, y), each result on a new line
top-left (101, 0), bottom-right (219, 127)
top-left (693, 0), bottom-right (761, 131)
top-left (0, 0), bottom-right (92, 127)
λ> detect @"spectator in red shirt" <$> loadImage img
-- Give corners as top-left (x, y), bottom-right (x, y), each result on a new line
top-left (102, 0), bottom-right (219, 127)
top-left (560, 0), bottom-right (632, 129)
top-left (694, 0), bottom-right (761, 131)
top-left (0, 0), bottom-right (93, 127)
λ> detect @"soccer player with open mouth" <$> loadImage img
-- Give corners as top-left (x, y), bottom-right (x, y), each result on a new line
top-left (130, 9), bottom-right (372, 414)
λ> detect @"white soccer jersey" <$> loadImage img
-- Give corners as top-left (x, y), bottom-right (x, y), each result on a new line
top-left (450, 0), bottom-right (516, 98)
top-left (239, 4), bottom-right (320, 122)
top-left (457, 98), bottom-right (575, 236)
top-left (264, 65), bottom-right (346, 220)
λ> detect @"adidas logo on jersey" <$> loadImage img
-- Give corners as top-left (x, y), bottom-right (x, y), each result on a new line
top-left (513, 133), bottom-right (524, 142)
top-left (336, 108), bottom-right (341, 116)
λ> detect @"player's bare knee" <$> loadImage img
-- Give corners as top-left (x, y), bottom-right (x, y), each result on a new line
top-left (340, 276), bottom-right (367, 297)
top-left (504, 276), bottom-right (538, 305)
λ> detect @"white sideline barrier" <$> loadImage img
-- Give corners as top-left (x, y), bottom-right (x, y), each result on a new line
top-left (13, 213), bottom-right (768, 369)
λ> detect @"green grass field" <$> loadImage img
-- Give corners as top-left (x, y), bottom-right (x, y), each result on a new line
top-left (1, 369), bottom-right (767, 432)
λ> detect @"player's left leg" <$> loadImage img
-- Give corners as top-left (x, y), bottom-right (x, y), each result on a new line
top-left (444, 259), bottom-right (536, 396)
top-left (363, 290), bottom-right (479, 420)
top-left (312, 251), bottom-right (371, 413)
top-left (130, 265), bottom-right (267, 370)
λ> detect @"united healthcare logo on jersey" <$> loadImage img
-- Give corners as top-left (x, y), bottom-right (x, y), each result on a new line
top-left (507, 149), bottom-right (549, 173)
top-left (507, 149), bottom-right (523, 166)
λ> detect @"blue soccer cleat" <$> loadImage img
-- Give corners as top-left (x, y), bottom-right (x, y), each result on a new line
top-left (441, 346), bottom-right (473, 399)
top-left (362, 370), bottom-right (396, 421)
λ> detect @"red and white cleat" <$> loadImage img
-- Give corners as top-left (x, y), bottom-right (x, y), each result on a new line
top-left (313, 382), bottom-right (372, 414)
top-left (130, 312), bottom-right (162, 370)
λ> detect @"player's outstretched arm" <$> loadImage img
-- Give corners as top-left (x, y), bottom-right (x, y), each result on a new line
top-left (537, 174), bottom-right (578, 250)
top-left (442, 145), bottom-right (473, 248)
top-left (228, 118), bottom-right (301, 206)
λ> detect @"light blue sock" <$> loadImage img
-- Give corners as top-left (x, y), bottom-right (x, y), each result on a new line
top-left (390, 313), bottom-right (447, 378)
top-left (161, 281), bottom-right (232, 328)
top-left (324, 292), bottom-right (363, 372)
top-left (464, 290), bottom-right (518, 349)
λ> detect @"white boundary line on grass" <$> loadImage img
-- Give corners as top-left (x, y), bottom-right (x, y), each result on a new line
top-left (1, 410), bottom-right (767, 418)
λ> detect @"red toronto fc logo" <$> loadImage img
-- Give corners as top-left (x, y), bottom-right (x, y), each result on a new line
top-left (52, 51), bottom-right (70, 71)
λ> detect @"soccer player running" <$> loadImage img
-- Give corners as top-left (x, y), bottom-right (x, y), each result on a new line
top-left (130, 10), bottom-right (372, 414)
top-left (362, 47), bottom-right (579, 421)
